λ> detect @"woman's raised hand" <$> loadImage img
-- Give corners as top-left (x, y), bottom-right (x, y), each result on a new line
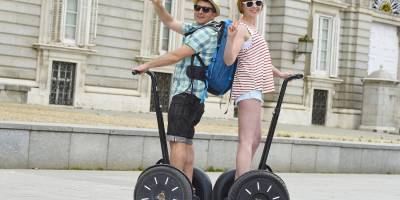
top-left (227, 20), bottom-right (239, 38)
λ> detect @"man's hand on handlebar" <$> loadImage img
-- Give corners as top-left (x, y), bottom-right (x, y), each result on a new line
top-left (131, 64), bottom-right (149, 75)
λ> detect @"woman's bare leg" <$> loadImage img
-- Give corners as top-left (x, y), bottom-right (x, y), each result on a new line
top-left (235, 99), bottom-right (262, 179)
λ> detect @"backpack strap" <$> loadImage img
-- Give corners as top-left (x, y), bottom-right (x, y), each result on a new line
top-left (194, 53), bottom-right (206, 67)
top-left (184, 21), bottom-right (219, 37)
top-left (186, 53), bottom-right (209, 102)
top-left (184, 22), bottom-right (219, 103)
top-left (224, 90), bottom-right (233, 114)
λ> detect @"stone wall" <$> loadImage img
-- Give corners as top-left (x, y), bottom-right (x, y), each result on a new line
top-left (1, 122), bottom-right (399, 173)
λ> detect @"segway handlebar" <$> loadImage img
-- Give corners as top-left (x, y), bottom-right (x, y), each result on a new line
top-left (286, 73), bottom-right (304, 82)
top-left (132, 70), bottom-right (153, 77)
top-left (258, 73), bottom-right (304, 170)
top-left (132, 70), bottom-right (139, 76)
top-left (132, 70), bottom-right (170, 164)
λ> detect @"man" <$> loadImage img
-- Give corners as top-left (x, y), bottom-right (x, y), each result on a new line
top-left (132, 0), bottom-right (220, 186)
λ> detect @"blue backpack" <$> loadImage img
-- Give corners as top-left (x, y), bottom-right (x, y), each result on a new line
top-left (184, 20), bottom-right (238, 99)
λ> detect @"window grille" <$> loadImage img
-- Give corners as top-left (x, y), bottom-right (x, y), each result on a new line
top-left (312, 89), bottom-right (328, 125)
top-left (49, 61), bottom-right (76, 105)
top-left (150, 72), bottom-right (172, 113)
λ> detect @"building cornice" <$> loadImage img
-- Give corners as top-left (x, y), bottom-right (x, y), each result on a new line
top-left (362, 78), bottom-right (400, 85)
top-left (306, 76), bottom-right (343, 85)
top-left (372, 11), bottom-right (400, 26)
top-left (313, 0), bottom-right (351, 9)
top-left (33, 43), bottom-right (97, 55)
top-left (0, 78), bottom-right (38, 88)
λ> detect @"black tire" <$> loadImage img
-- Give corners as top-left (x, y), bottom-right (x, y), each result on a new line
top-left (192, 167), bottom-right (212, 200)
top-left (134, 165), bottom-right (193, 200)
top-left (212, 169), bottom-right (236, 200)
top-left (228, 170), bottom-right (289, 200)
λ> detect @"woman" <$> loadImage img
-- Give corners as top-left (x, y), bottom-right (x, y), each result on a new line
top-left (224, 0), bottom-right (291, 179)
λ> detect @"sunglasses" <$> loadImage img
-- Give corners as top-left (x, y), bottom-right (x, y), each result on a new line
top-left (194, 5), bottom-right (215, 13)
top-left (242, 0), bottom-right (263, 8)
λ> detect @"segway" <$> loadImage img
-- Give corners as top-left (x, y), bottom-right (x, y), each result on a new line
top-left (132, 70), bottom-right (212, 200)
top-left (212, 74), bottom-right (304, 200)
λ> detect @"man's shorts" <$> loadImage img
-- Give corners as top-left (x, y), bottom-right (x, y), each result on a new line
top-left (167, 92), bottom-right (204, 145)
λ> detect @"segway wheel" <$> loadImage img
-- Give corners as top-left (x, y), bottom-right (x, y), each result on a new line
top-left (228, 170), bottom-right (289, 200)
top-left (193, 167), bottom-right (213, 200)
top-left (212, 169), bottom-right (236, 200)
top-left (134, 165), bottom-right (193, 200)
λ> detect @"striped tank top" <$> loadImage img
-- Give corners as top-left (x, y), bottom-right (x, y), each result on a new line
top-left (231, 22), bottom-right (275, 100)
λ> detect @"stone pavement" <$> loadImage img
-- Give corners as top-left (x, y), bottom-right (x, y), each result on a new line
top-left (1, 169), bottom-right (400, 200)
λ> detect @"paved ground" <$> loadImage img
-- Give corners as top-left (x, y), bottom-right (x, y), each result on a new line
top-left (1, 170), bottom-right (400, 200)
top-left (1, 102), bottom-right (399, 144)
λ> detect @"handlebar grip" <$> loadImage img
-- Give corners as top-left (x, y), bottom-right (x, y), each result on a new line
top-left (132, 70), bottom-right (140, 76)
top-left (131, 70), bottom-right (154, 80)
top-left (287, 73), bottom-right (304, 81)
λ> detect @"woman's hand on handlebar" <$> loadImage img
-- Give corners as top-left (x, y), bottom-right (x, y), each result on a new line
top-left (278, 71), bottom-right (292, 79)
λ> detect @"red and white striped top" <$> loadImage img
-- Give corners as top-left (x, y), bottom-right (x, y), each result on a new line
top-left (231, 22), bottom-right (275, 100)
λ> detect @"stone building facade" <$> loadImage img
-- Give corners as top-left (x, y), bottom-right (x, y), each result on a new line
top-left (0, 0), bottom-right (399, 131)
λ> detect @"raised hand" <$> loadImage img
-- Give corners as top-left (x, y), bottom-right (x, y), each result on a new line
top-left (150, 0), bottom-right (162, 6)
top-left (227, 20), bottom-right (239, 38)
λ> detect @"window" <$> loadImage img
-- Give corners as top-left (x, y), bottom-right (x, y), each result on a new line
top-left (160, 0), bottom-right (172, 52)
top-left (50, 0), bottom-right (97, 46)
top-left (50, 61), bottom-right (76, 105)
top-left (316, 17), bottom-right (332, 72)
top-left (65, 0), bottom-right (78, 41)
top-left (149, 0), bottom-right (173, 55)
top-left (368, 22), bottom-right (399, 76)
top-left (312, 14), bottom-right (340, 77)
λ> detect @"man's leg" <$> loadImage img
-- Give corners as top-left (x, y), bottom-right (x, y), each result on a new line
top-left (169, 141), bottom-right (194, 182)
top-left (167, 93), bottom-right (203, 182)
top-left (169, 141), bottom-right (187, 172)
top-left (183, 143), bottom-right (194, 182)
top-left (183, 94), bottom-right (203, 182)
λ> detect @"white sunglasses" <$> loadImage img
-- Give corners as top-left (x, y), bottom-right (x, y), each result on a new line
top-left (242, 0), bottom-right (264, 8)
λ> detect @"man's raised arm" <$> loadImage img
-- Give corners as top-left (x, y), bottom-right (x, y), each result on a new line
top-left (151, 0), bottom-right (183, 34)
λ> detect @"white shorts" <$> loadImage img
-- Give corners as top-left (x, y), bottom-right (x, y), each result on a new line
top-left (234, 90), bottom-right (263, 105)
